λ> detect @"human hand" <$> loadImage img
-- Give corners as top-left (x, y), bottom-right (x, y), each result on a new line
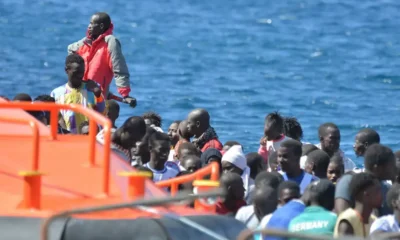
top-left (85, 80), bottom-right (101, 97)
top-left (123, 96), bottom-right (137, 108)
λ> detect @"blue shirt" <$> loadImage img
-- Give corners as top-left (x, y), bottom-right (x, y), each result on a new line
top-left (261, 200), bottom-right (306, 240)
top-left (282, 170), bottom-right (318, 194)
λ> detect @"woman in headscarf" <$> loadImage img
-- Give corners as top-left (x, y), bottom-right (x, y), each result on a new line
top-left (201, 148), bottom-right (223, 173)
top-left (221, 145), bottom-right (255, 203)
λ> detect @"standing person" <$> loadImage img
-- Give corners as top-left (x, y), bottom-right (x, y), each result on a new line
top-left (173, 120), bottom-right (193, 159)
top-left (187, 108), bottom-right (222, 152)
top-left (334, 173), bottom-right (382, 238)
top-left (68, 12), bottom-right (135, 105)
top-left (283, 116), bottom-right (303, 142)
top-left (370, 184), bottom-right (400, 234)
top-left (316, 123), bottom-right (356, 171)
top-left (51, 54), bottom-right (105, 134)
top-left (246, 152), bottom-right (265, 180)
top-left (144, 132), bottom-right (179, 182)
top-left (335, 144), bottom-right (396, 216)
top-left (278, 140), bottom-right (318, 193)
top-left (258, 112), bottom-right (292, 164)
top-left (353, 128), bottom-right (380, 157)
top-left (288, 180), bottom-right (337, 239)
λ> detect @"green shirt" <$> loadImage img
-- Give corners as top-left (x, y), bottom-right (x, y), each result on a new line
top-left (288, 206), bottom-right (337, 240)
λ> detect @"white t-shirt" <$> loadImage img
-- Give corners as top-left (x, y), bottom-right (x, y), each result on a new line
top-left (315, 143), bottom-right (357, 172)
top-left (370, 214), bottom-right (400, 234)
top-left (235, 205), bottom-right (259, 229)
top-left (259, 213), bottom-right (273, 228)
top-left (266, 135), bottom-right (292, 153)
top-left (144, 163), bottom-right (179, 182)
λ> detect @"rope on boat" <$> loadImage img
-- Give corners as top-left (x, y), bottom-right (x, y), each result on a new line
top-left (40, 188), bottom-right (226, 240)
top-left (138, 206), bottom-right (229, 240)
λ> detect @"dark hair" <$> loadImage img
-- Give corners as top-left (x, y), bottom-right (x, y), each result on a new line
top-left (349, 172), bottom-right (379, 200)
top-left (386, 184), bottom-right (400, 211)
top-left (65, 53), bottom-right (84, 67)
top-left (94, 12), bottom-right (111, 31)
top-left (224, 141), bottom-right (241, 148)
top-left (13, 93), bottom-right (32, 101)
top-left (302, 144), bottom-right (318, 156)
top-left (108, 100), bottom-right (120, 112)
top-left (364, 144), bottom-right (395, 171)
top-left (318, 122), bottom-right (339, 137)
top-left (330, 153), bottom-right (344, 172)
top-left (265, 111), bottom-right (284, 131)
top-left (357, 128), bottom-right (380, 144)
top-left (277, 181), bottom-right (300, 196)
top-left (283, 117), bottom-right (303, 140)
top-left (308, 180), bottom-right (335, 210)
top-left (148, 131), bottom-right (170, 147)
top-left (0, 95), bottom-right (9, 101)
top-left (280, 139), bottom-right (303, 158)
top-left (178, 142), bottom-right (201, 159)
top-left (255, 171), bottom-right (283, 189)
top-left (181, 154), bottom-right (201, 167)
top-left (306, 150), bottom-right (330, 173)
top-left (34, 95), bottom-right (55, 102)
top-left (246, 152), bottom-right (265, 179)
top-left (143, 111), bottom-right (162, 127)
top-left (112, 116), bottom-right (146, 149)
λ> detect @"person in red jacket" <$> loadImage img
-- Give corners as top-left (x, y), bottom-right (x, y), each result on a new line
top-left (68, 12), bottom-right (136, 106)
top-left (187, 108), bottom-right (222, 152)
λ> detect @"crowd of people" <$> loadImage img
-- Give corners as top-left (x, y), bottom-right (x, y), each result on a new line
top-left (2, 11), bottom-right (400, 240)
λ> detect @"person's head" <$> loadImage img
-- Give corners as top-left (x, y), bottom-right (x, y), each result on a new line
top-left (65, 54), bottom-right (85, 88)
top-left (168, 120), bottom-right (181, 146)
top-left (302, 144), bottom-right (318, 156)
top-left (88, 12), bottom-right (111, 39)
top-left (268, 151), bottom-right (279, 172)
top-left (176, 120), bottom-right (192, 141)
top-left (220, 172), bottom-right (245, 201)
top-left (33, 95), bottom-right (55, 124)
top-left (364, 144), bottom-right (396, 181)
top-left (277, 181), bottom-right (300, 206)
top-left (349, 172), bottom-right (382, 208)
top-left (307, 179), bottom-right (335, 210)
top-left (327, 154), bottom-right (345, 183)
top-left (264, 112), bottom-right (284, 140)
top-left (318, 123), bottom-right (340, 156)
top-left (246, 152), bottom-right (265, 179)
top-left (283, 117), bottom-right (303, 141)
top-left (148, 131), bottom-right (171, 166)
top-left (13, 93), bottom-right (32, 102)
top-left (201, 148), bottom-right (222, 165)
top-left (0, 95), bottom-right (9, 101)
top-left (112, 116), bottom-right (147, 150)
top-left (253, 186), bottom-right (278, 221)
top-left (386, 183), bottom-right (400, 213)
top-left (107, 100), bottom-right (120, 125)
top-left (221, 145), bottom-right (246, 176)
top-left (277, 140), bottom-right (302, 174)
top-left (254, 171), bottom-right (284, 189)
top-left (181, 155), bottom-right (202, 173)
top-left (135, 166), bottom-right (154, 181)
top-left (222, 141), bottom-right (241, 154)
top-left (187, 108), bottom-right (211, 138)
top-left (132, 126), bottom-right (156, 165)
top-left (177, 142), bottom-right (201, 160)
top-left (143, 111), bottom-right (162, 127)
top-left (304, 149), bottom-right (330, 178)
top-left (353, 128), bottom-right (380, 157)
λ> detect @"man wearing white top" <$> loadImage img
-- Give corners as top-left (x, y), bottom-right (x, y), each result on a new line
top-left (316, 123), bottom-right (356, 172)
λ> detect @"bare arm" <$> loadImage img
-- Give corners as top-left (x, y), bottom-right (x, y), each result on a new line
top-left (337, 220), bottom-right (354, 236)
top-left (335, 198), bottom-right (351, 215)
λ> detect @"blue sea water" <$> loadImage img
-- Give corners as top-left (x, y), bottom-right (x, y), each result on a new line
top-left (1, 0), bottom-right (400, 166)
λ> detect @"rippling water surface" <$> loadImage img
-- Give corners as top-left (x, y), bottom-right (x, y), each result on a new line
top-left (1, 0), bottom-right (400, 165)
